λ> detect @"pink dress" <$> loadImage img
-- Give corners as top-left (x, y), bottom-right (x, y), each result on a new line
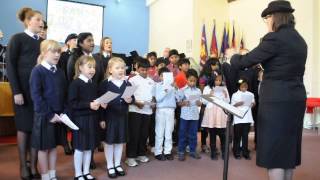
top-left (201, 85), bottom-right (230, 128)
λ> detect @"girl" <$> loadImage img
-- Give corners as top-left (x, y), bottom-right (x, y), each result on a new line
top-left (30, 40), bottom-right (67, 180)
top-left (67, 32), bottom-right (104, 84)
top-left (198, 58), bottom-right (220, 153)
top-left (100, 57), bottom-right (133, 178)
top-left (68, 55), bottom-right (100, 180)
top-left (6, 7), bottom-right (43, 179)
top-left (201, 71), bottom-right (229, 160)
top-left (231, 78), bottom-right (255, 160)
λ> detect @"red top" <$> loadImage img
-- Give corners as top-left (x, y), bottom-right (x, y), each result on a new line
top-left (306, 98), bottom-right (320, 113)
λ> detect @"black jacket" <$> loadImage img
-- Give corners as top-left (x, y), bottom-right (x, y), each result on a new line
top-left (231, 25), bottom-right (307, 102)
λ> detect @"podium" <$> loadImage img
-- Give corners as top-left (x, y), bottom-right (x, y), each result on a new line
top-left (202, 95), bottom-right (249, 180)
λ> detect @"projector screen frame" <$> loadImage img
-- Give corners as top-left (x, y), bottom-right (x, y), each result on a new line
top-left (45, 0), bottom-right (105, 44)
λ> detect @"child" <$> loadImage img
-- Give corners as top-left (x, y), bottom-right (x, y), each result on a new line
top-left (231, 78), bottom-right (255, 160)
top-left (175, 58), bottom-right (190, 89)
top-left (68, 55), bottom-right (100, 180)
top-left (100, 57), bottom-right (133, 178)
top-left (201, 71), bottom-right (229, 160)
top-left (147, 51), bottom-right (157, 79)
top-left (30, 40), bottom-right (67, 180)
top-left (166, 49), bottom-right (180, 77)
top-left (126, 58), bottom-right (155, 167)
top-left (151, 58), bottom-right (168, 82)
top-left (177, 69), bottom-right (202, 161)
top-left (154, 67), bottom-right (177, 161)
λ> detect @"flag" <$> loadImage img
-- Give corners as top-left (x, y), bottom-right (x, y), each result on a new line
top-left (220, 23), bottom-right (229, 56)
top-left (200, 24), bottom-right (208, 65)
top-left (210, 20), bottom-right (218, 58)
top-left (240, 35), bottom-right (245, 50)
top-left (231, 23), bottom-right (236, 48)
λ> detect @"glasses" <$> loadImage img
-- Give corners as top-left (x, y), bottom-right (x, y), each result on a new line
top-left (262, 15), bottom-right (272, 23)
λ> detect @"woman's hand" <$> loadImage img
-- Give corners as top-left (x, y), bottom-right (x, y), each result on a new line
top-left (14, 94), bottom-right (24, 105)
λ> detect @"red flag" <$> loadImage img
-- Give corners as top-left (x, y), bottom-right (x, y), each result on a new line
top-left (200, 24), bottom-right (208, 65)
top-left (210, 20), bottom-right (218, 58)
top-left (231, 23), bottom-right (236, 48)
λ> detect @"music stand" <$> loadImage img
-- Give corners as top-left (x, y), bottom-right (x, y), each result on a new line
top-left (201, 95), bottom-right (249, 180)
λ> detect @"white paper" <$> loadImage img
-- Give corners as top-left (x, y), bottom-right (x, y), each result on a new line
top-left (59, 114), bottom-right (79, 130)
top-left (213, 86), bottom-right (225, 99)
top-left (96, 91), bottom-right (120, 104)
top-left (241, 93), bottom-right (254, 107)
top-left (163, 72), bottom-right (174, 86)
top-left (121, 86), bottom-right (138, 98)
top-left (188, 94), bottom-right (200, 102)
top-left (201, 94), bottom-right (248, 118)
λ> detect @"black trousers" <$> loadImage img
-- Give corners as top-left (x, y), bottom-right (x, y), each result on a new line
top-left (148, 113), bottom-right (156, 147)
top-left (233, 123), bottom-right (251, 155)
top-left (173, 107), bottom-right (181, 145)
top-left (126, 112), bottom-right (151, 158)
top-left (199, 104), bottom-right (209, 146)
top-left (209, 128), bottom-right (226, 153)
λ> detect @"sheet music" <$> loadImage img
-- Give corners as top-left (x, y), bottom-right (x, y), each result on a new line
top-left (201, 94), bottom-right (248, 118)
top-left (95, 91), bottom-right (120, 104)
top-left (163, 72), bottom-right (174, 86)
top-left (241, 93), bottom-right (254, 107)
top-left (59, 114), bottom-right (79, 130)
top-left (121, 86), bottom-right (138, 98)
top-left (188, 94), bottom-right (200, 102)
top-left (213, 86), bottom-right (225, 99)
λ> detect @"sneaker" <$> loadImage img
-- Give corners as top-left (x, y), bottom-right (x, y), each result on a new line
top-left (178, 153), bottom-right (185, 161)
top-left (155, 154), bottom-right (166, 161)
top-left (189, 152), bottom-right (201, 159)
top-left (125, 158), bottom-right (139, 167)
top-left (165, 153), bottom-right (174, 161)
top-left (136, 156), bottom-right (149, 163)
top-left (185, 145), bottom-right (190, 153)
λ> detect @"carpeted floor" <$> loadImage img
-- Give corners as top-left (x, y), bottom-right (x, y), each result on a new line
top-left (0, 130), bottom-right (319, 180)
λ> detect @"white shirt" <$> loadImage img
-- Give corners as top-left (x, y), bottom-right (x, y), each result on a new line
top-left (82, 51), bottom-right (93, 57)
top-left (41, 61), bottom-right (57, 72)
top-left (24, 29), bottom-right (38, 40)
top-left (79, 74), bottom-right (91, 83)
top-left (178, 86), bottom-right (202, 120)
top-left (103, 52), bottom-right (111, 58)
top-left (231, 90), bottom-right (255, 124)
top-left (129, 74), bottom-right (155, 115)
top-left (108, 77), bottom-right (125, 88)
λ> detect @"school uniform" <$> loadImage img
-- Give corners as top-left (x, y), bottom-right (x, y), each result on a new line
top-left (68, 75), bottom-right (99, 150)
top-left (6, 29), bottom-right (43, 132)
top-left (177, 86), bottom-right (201, 154)
top-left (29, 61), bottom-right (67, 150)
top-left (154, 82), bottom-right (177, 156)
top-left (93, 52), bottom-right (111, 73)
top-left (127, 74), bottom-right (155, 158)
top-left (99, 78), bottom-right (133, 144)
top-left (231, 90), bottom-right (255, 156)
top-left (58, 49), bottom-right (73, 79)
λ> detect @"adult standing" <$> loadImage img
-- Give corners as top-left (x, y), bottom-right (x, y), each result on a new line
top-left (229, 1), bottom-right (307, 180)
top-left (6, 7), bottom-right (43, 179)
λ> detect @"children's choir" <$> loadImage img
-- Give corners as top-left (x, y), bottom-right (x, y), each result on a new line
top-left (5, 7), bottom-right (263, 180)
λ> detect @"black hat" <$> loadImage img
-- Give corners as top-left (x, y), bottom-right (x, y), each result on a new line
top-left (261, 0), bottom-right (294, 18)
top-left (168, 49), bottom-right (179, 58)
top-left (65, 33), bottom-right (77, 44)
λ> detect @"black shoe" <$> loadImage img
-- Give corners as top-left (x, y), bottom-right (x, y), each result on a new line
top-left (155, 154), bottom-right (166, 161)
top-left (83, 173), bottom-right (95, 180)
top-left (74, 175), bottom-right (84, 180)
top-left (107, 168), bottom-right (117, 179)
top-left (30, 173), bottom-right (41, 179)
top-left (234, 154), bottom-right (241, 159)
top-left (165, 154), bottom-right (174, 161)
top-left (211, 152), bottom-right (218, 160)
top-left (243, 153), bottom-right (251, 160)
top-left (115, 165), bottom-right (126, 176)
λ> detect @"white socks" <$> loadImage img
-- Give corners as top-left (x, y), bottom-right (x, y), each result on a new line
top-left (83, 150), bottom-right (92, 175)
top-left (48, 170), bottom-right (56, 179)
top-left (104, 143), bottom-right (124, 169)
top-left (114, 144), bottom-right (123, 167)
top-left (41, 173), bottom-right (50, 180)
top-left (74, 150), bottom-right (83, 177)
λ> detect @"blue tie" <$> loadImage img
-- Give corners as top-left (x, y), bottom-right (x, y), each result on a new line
top-left (33, 35), bottom-right (38, 40)
top-left (50, 66), bottom-right (56, 73)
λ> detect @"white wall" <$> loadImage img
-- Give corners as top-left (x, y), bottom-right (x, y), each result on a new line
top-left (148, 0), bottom-right (194, 57)
top-left (228, 0), bottom-right (317, 96)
